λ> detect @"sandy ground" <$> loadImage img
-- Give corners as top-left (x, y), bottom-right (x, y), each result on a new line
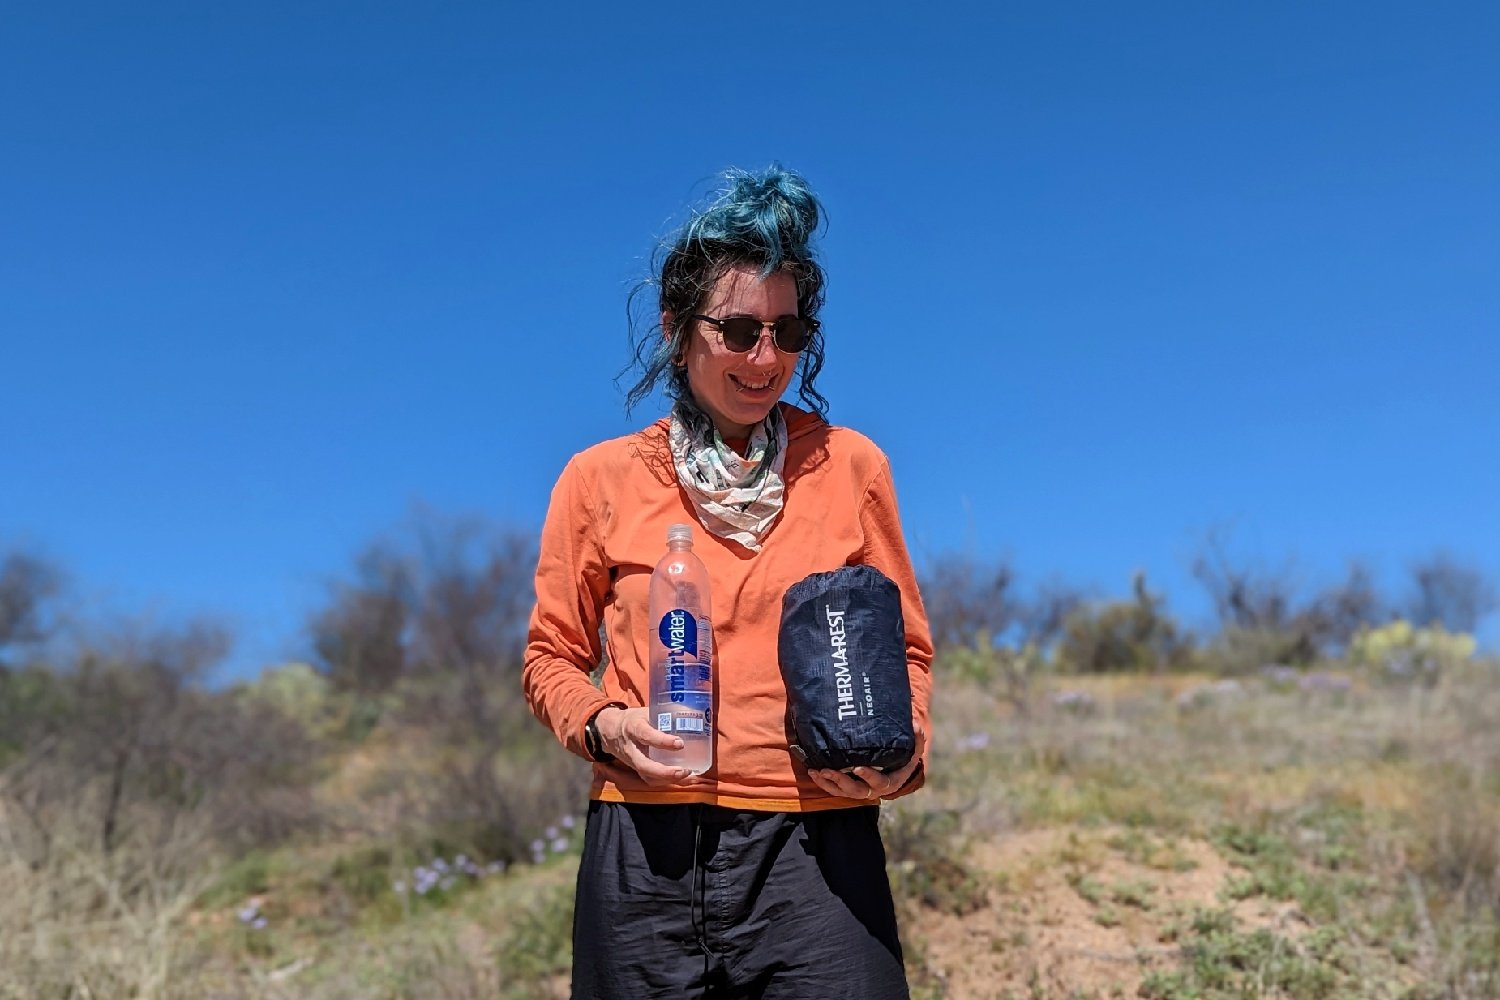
top-left (906, 824), bottom-right (1307, 998)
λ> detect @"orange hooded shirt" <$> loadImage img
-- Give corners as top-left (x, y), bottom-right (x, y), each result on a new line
top-left (523, 403), bottom-right (933, 812)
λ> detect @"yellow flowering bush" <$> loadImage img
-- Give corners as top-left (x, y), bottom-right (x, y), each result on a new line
top-left (1348, 619), bottom-right (1476, 683)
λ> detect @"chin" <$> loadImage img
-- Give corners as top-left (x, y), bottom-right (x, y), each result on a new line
top-left (735, 403), bottom-right (780, 426)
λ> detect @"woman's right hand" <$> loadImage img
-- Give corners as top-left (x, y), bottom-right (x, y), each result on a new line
top-left (593, 706), bottom-right (713, 788)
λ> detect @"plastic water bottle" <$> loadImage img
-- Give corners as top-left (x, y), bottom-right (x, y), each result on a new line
top-left (647, 523), bottom-right (714, 774)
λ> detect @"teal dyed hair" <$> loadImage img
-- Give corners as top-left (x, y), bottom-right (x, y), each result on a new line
top-left (622, 165), bottom-right (829, 422)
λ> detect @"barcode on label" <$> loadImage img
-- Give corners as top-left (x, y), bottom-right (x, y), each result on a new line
top-left (657, 712), bottom-right (672, 733)
top-left (675, 717), bottom-right (705, 734)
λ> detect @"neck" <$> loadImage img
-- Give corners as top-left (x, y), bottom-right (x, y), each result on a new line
top-left (675, 397), bottom-right (774, 448)
top-left (719, 431), bottom-right (751, 458)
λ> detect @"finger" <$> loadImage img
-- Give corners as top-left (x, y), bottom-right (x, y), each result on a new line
top-left (617, 741), bottom-right (720, 788)
top-left (812, 768), bottom-right (874, 799)
top-left (642, 768), bottom-right (715, 789)
top-left (853, 766), bottom-right (895, 795)
top-left (805, 769), bottom-right (848, 798)
top-left (625, 718), bottom-right (685, 751)
top-left (627, 758), bottom-right (694, 785)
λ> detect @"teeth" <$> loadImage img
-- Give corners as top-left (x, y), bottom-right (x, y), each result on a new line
top-left (733, 375), bottom-right (773, 390)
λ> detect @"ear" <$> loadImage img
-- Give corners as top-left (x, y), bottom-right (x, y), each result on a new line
top-left (663, 311), bottom-right (685, 365)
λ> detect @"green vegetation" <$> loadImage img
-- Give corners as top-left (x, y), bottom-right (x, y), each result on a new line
top-left (1141, 908), bottom-right (1347, 999)
top-left (2, 540), bottom-right (1498, 997)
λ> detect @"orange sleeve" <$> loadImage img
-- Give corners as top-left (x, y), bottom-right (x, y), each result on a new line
top-left (856, 455), bottom-right (935, 798)
top-left (522, 456), bottom-right (618, 760)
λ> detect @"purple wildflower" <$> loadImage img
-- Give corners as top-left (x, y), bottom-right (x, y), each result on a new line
top-left (413, 865), bottom-right (440, 895)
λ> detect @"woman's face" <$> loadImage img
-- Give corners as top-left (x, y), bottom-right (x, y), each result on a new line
top-left (677, 267), bottom-right (801, 439)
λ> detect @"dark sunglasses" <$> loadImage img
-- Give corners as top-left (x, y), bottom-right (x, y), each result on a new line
top-left (690, 314), bottom-right (817, 354)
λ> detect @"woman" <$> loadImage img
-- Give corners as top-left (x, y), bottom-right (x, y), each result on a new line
top-left (523, 165), bottom-right (933, 999)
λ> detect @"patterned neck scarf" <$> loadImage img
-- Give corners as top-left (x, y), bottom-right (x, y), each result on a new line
top-left (668, 403), bottom-right (788, 552)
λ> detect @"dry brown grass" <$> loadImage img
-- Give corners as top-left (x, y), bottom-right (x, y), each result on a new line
top-left (2, 657), bottom-right (1497, 998)
top-left (0, 793), bottom-right (218, 999)
top-left (897, 656), bottom-right (1500, 997)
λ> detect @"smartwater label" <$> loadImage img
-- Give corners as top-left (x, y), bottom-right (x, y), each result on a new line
top-left (658, 609), bottom-right (698, 656)
top-left (659, 609), bottom-right (698, 704)
top-left (696, 616), bottom-right (713, 681)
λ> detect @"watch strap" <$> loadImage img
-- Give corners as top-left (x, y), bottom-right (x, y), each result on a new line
top-left (584, 707), bottom-right (618, 763)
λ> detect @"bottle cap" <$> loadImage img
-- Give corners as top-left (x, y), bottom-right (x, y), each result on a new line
top-left (667, 523), bottom-right (693, 544)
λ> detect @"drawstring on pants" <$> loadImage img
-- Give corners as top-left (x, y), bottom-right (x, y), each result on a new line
top-left (690, 805), bottom-right (715, 981)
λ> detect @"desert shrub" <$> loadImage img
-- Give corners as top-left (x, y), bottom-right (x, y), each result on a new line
top-left (919, 553), bottom-right (1020, 651)
top-left (1202, 624), bottom-right (1323, 673)
top-left (0, 663), bottom-right (69, 765)
top-left (239, 660), bottom-right (343, 739)
top-left (920, 552), bottom-right (1081, 654)
top-left (420, 744), bottom-right (590, 866)
top-left (1348, 619), bottom-right (1476, 686)
top-left (1405, 551), bottom-right (1497, 635)
top-left (305, 516), bottom-right (576, 863)
top-left (325, 684), bottom-right (591, 868)
top-left (328, 845), bottom-right (397, 908)
top-left (1411, 768), bottom-right (1500, 917)
top-left (1193, 538), bottom-right (1386, 668)
top-left (1056, 572), bottom-right (1192, 673)
top-left (883, 806), bottom-right (989, 917)
top-left (0, 629), bottom-right (323, 873)
top-left (0, 550), bottom-right (62, 661)
top-left (495, 880), bottom-right (575, 991)
top-left (309, 514), bottom-right (536, 698)
top-left (935, 632), bottom-right (1047, 713)
top-left (1143, 908), bottom-right (1346, 999)
top-left (0, 786), bottom-right (218, 999)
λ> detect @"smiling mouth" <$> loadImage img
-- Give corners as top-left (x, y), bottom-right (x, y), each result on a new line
top-left (730, 374), bottom-right (776, 392)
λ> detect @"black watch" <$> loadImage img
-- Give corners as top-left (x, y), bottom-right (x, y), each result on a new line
top-left (584, 709), bottom-right (617, 763)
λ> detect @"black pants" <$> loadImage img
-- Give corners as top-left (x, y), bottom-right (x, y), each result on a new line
top-left (571, 801), bottom-right (908, 999)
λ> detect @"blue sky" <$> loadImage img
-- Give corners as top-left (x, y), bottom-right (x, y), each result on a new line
top-left (4, 1), bottom-right (1497, 676)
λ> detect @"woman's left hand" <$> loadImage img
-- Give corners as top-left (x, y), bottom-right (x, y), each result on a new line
top-left (807, 724), bottom-right (926, 802)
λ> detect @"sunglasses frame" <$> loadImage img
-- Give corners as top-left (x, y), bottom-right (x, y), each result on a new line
top-left (690, 314), bottom-right (817, 354)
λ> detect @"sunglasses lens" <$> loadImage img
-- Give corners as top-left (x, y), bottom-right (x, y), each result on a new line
top-left (718, 318), bottom-right (764, 352)
top-left (773, 318), bottom-right (812, 353)
top-left (709, 316), bottom-right (814, 353)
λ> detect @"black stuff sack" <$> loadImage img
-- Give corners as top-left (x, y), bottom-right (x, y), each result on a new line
top-left (778, 564), bottom-right (914, 773)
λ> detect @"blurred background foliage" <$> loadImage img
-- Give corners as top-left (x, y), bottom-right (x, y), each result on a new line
top-left (0, 522), bottom-right (1496, 997)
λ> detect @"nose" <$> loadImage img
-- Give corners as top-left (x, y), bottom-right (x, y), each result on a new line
top-left (746, 326), bottom-right (779, 364)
